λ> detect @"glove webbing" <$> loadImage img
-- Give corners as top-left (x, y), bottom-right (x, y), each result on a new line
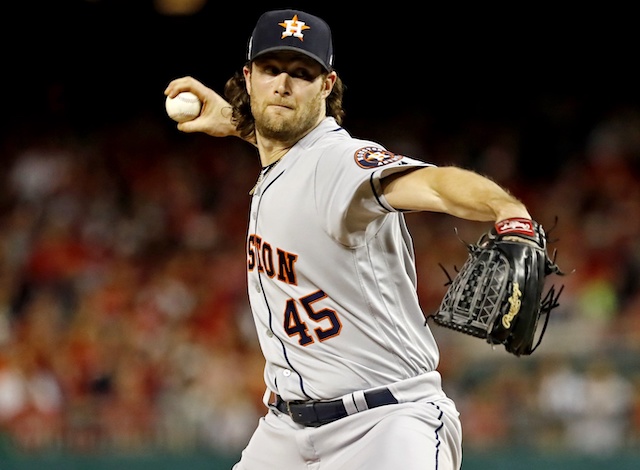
top-left (433, 245), bottom-right (508, 339)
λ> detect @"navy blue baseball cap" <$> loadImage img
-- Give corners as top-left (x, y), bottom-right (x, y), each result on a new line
top-left (247, 9), bottom-right (334, 71)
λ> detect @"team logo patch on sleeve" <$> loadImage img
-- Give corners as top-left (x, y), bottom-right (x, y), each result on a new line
top-left (354, 146), bottom-right (404, 169)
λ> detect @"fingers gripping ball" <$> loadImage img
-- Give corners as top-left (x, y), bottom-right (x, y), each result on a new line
top-left (430, 218), bottom-right (565, 356)
top-left (165, 92), bottom-right (202, 122)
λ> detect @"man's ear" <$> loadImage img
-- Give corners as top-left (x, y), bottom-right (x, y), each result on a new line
top-left (322, 71), bottom-right (337, 99)
top-left (243, 65), bottom-right (252, 95)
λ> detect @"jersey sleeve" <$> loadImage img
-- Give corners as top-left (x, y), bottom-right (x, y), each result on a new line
top-left (314, 142), bottom-right (433, 246)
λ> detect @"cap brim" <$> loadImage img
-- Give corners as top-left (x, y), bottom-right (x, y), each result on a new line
top-left (251, 46), bottom-right (330, 71)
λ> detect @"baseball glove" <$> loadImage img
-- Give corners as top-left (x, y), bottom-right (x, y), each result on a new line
top-left (429, 218), bottom-right (564, 356)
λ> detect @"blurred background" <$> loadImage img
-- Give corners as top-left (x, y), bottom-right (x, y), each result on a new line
top-left (1, 1), bottom-right (639, 469)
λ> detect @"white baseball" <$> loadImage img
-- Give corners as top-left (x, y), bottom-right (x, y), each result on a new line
top-left (165, 91), bottom-right (202, 122)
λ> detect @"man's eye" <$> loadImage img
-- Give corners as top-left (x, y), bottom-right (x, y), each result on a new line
top-left (291, 70), bottom-right (312, 80)
top-left (264, 66), bottom-right (280, 75)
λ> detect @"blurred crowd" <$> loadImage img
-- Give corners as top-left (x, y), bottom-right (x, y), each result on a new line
top-left (0, 95), bottom-right (639, 458)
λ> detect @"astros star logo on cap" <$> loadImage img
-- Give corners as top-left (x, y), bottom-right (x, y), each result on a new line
top-left (279, 15), bottom-right (310, 41)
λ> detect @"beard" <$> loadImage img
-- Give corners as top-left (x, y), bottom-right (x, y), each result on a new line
top-left (252, 89), bottom-right (325, 144)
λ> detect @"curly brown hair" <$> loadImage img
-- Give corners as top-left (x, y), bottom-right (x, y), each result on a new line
top-left (223, 67), bottom-right (346, 143)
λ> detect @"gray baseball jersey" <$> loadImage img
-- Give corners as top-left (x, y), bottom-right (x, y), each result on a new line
top-left (247, 117), bottom-right (442, 403)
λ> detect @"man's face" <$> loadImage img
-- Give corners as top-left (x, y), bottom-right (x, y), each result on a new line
top-left (244, 52), bottom-right (333, 144)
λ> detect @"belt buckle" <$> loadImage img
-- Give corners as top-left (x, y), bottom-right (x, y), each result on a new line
top-left (286, 401), bottom-right (321, 427)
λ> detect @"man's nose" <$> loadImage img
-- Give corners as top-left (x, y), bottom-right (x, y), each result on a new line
top-left (274, 73), bottom-right (292, 95)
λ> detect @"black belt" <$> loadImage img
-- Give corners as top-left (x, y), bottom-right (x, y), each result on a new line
top-left (274, 388), bottom-right (398, 427)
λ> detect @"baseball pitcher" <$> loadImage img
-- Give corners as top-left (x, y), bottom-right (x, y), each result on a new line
top-left (165, 8), bottom-right (561, 470)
